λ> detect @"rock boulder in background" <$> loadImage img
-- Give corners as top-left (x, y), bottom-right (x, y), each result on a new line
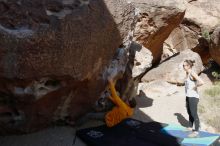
top-left (210, 27), bottom-right (220, 66)
top-left (162, 0), bottom-right (220, 64)
top-left (162, 25), bottom-right (199, 58)
top-left (184, 0), bottom-right (220, 31)
top-left (142, 50), bottom-right (204, 84)
top-left (116, 0), bottom-right (186, 100)
top-left (131, 0), bottom-right (186, 63)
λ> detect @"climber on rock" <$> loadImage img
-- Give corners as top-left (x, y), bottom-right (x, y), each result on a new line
top-left (104, 77), bottom-right (136, 127)
top-left (76, 72), bottom-right (136, 127)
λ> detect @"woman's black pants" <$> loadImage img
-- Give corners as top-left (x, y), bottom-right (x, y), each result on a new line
top-left (186, 97), bottom-right (200, 131)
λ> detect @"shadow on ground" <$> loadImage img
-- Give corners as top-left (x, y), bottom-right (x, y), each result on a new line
top-left (174, 113), bottom-right (190, 128)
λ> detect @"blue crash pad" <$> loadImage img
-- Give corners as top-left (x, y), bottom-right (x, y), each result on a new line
top-left (76, 118), bottom-right (220, 146)
top-left (161, 124), bottom-right (220, 146)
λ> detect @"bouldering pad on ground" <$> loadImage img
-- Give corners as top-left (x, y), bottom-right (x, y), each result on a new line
top-left (76, 118), bottom-right (220, 146)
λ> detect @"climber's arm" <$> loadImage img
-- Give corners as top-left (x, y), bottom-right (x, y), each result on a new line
top-left (107, 96), bottom-right (118, 105)
top-left (108, 79), bottom-right (119, 100)
top-left (108, 79), bottom-right (127, 108)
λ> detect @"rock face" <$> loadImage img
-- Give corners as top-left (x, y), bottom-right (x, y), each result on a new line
top-left (162, 25), bottom-right (199, 57)
top-left (183, 0), bottom-right (220, 33)
top-left (162, 24), bottom-right (210, 64)
top-left (129, 42), bottom-right (153, 78)
top-left (184, 0), bottom-right (220, 63)
top-left (191, 0), bottom-right (220, 20)
top-left (0, 0), bottom-right (135, 134)
top-left (184, 0), bottom-right (220, 31)
top-left (1, 0), bottom-right (217, 135)
top-left (0, 0), bottom-right (135, 79)
top-left (142, 50), bottom-right (204, 84)
top-left (162, 0), bottom-right (220, 64)
top-left (210, 27), bottom-right (220, 66)
top-left (129, 0), bottom-right (186, 63)
top-left (115, 0), bottom-right (186, 101)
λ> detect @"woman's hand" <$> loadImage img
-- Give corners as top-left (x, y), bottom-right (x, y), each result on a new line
top-left (191, 71), bottom-right (205, 86)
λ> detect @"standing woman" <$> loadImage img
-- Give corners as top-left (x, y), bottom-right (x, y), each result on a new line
top-left (183, 60), bottom-right (205, 136)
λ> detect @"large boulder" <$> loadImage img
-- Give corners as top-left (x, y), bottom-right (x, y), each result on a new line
top-left (0, 0), bottom-right (135, 79)
top-left (114, 0), bottom-right (186, 102)
top-left (165, 25), bottom-right (199, 51)
top-left (189, 0), bottom-right (220, 21)
top-left (0, 0), bottom-right (135, 134)
top-left (184, 0), bottom-right (220, 31)
top-left (162, 0), bottom-right (220, 64)
top-left (142, 50), bottom-right (204, 84)
top-left (128, 0), bottom-right (186, 63)
top-left (162, 25), bottom-right (199, 60)
top-left (210, 27), bottom-right (220, 66)
top-left (162, 25), bottom-right (211, 64)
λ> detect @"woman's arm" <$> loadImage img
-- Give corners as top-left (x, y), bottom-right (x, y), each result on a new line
top-left (191, 71), bottom-right (205, 87)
